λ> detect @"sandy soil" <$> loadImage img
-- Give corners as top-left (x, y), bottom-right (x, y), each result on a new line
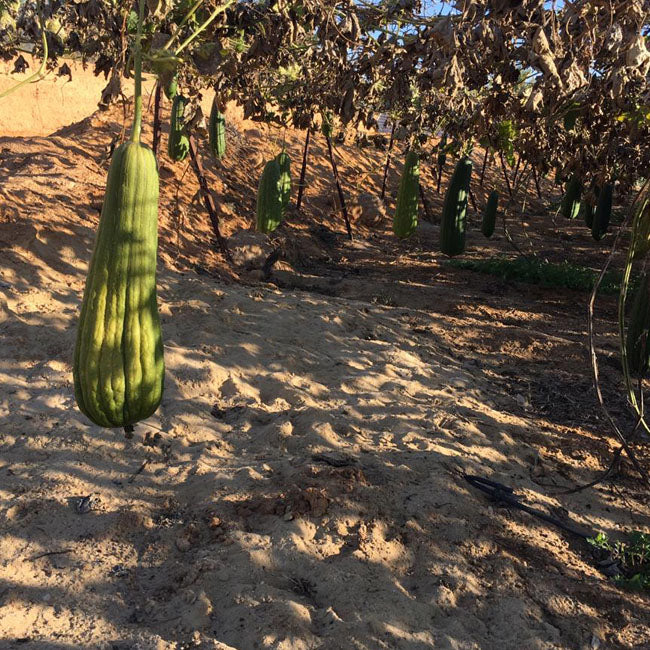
top-left (0, 71), bottom-right (649, 650)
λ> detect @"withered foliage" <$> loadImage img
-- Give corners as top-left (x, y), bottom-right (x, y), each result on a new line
top-left (2, 0), bottom-right (649, 189)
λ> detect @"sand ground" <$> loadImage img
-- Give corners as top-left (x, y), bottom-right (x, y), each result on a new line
top-left (0, 63), bottom-right (649, 649)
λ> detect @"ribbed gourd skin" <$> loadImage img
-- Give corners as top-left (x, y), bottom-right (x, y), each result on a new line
top-left (163, 74), bottom-right (177, 101)
top-left (256, 159), bottom-right (283, 234)
top-left (393, 151), bottom-right (420, 239)
top-left (591, 183), bottom-right (612, 241)
top-left (275, 151), bottom-right (291, 212)
top-left (626, 273), bottom-right (650, 377)
top-left (73, 142), bottom-right (164, 427)
top-left (209, 103), bottom-right (226, 160)
top-left (168, 95), bottom-right (189, 162)
top-left (560, 176), bottom-right (581, 219)
top-left (482, 190), bottom-right (498, 238)
top-left (440, 157), bottom-right (472, 256)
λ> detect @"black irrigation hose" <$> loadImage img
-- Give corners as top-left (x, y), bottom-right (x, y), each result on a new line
top-left (464, 474), bottom-right (593, 539)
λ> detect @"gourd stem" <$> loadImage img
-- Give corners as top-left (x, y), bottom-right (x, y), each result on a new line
top-left (174, 0), bottom-right (236, 55)
top-left (130, 0), bottom-right (146, 144)
top-left (0, 1), bottom-right (48, 100)
top-left (164, 0), bottom-right (204, 51)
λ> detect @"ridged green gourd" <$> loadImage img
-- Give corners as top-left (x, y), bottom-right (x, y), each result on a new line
top-left (560, 176), bottom-right (581, 219)
top-left (321, 112), bottom-right (333, 138)
top-left (440, 157), bottom-right (473, 256)
top-left (163, 73), bottom-right (177, 100)
top-left (256, 159), bottom-right (283, 234)
top-left (209, 103), bottom-right (226, 160)
top-left (168, 95), bottom-right (189, 162)
top-left (626, 273), bottom-right (650, 376)
top-left (482, 190), bottom-right (498, 238)
top-left (591, 183), bottom-right (612, 241)
top-left (392, 151), bottom-right (420, 239)
top-left (275, 151), bottom-right (291, 212)
top-left (74, 142), bottom-right (164, 427)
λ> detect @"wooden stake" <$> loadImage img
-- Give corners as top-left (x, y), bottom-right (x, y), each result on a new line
top-left (188, 134), bottom-right (233, 265)
top-left (499, 152), bottom-right (513, 199)
top-left (419, 182), bottom-right (433, 222)
top-left (296, 128), bottom-right (311, 211)
top-left (479, 148), bottom-right (489, 187)
top-left (532, 167), bottom-right (543, 200)
top-left (152, 82), bottom-right (162, 157)
top-left (325, 134), bottom-right (352, 240)
top-left (380, 122), bottom-right (396, 201)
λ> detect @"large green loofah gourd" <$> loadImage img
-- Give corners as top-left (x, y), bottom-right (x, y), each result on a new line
top-left (209, 102), bottom-right (226, 159)
top-left (591, 183), bottom-right (612, 241)
top-left (168, 94), bottom-right (189, 162)
top-left (440, 156), bottom-right (473, 256)
top-left (275, 151), bottom-right (291, 212)
top-left (560, 176), bottom-right (582, 219)
top-left (256, 159), bottom-right (283, 234)
top-left (74, 141), bottom-right (164, 427)
top-left (626, 273), bottom-right (650, 377)
top-left (482, 190), bottom-right (498, 238)
top-left (392, 150), bottom-right (420, 239)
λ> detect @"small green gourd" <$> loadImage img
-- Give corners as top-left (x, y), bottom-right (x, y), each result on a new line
top-left (591, 183), bottom-right (612, 242)
top-left (560, 176), bottom-right (581, 219)
top-left (275, 151), bottom-right (291, 212)
top-left (209, 102), bottom-right (226, 159)
top-left (482, 190), bottom-right (498, 238)
top-left (440, 156), bottom-right (473, 256)
top-left (168, 94), bottom-right (189, 162)
top-left (392, 150), bottom-right (420, 239)
top-left (256, 159), bottom-right (283, 234)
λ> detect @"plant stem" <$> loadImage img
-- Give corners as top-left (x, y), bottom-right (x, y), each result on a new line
top-left (174, 0), bottom-right (237, 55)
top-left (164, 0), bottom-right (205, 51)
top-left (130, 0), bottom-right (145, 143)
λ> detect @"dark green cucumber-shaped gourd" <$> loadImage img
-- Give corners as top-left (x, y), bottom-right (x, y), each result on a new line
top-left (168, 94), bottom-right (189, 162)
top-left (256, 159), bottom-right (283, 234)
top-left (560, 176), bottom-right (581, 219)
top-left (440, 156), bottom-right (473, 256)
top-left (591, 183), bottom-right (612, 241)
top-left (482, 190), bottom-right (498, 238)
top-left (626, 273), bottom-right (650, 377)
top-left (209, 102), bottom-right (226, 160)
top-left (393, 150), bottom-right (420, 239)
top-left (74, 142), bottom-right (164, 427)
top-left (275, 151), bottom-right (291, 212)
